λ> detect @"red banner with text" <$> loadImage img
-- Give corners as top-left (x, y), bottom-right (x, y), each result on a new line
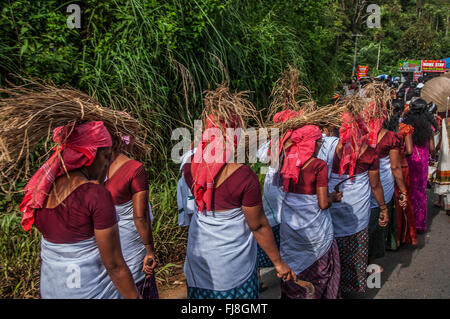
top-left (357, 65), bottom-right (369, 80)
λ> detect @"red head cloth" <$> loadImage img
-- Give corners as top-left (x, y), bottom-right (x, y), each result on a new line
top-left (273, 110), bottom-right (301, 124)
top-left (191, 115), bottom-right (242, 213)
top-left (339, 112), bottom-right (368, 178)
top-left (269, 109), bottom-right (303, 158)
top-left (364, 101), bottom-right (387, 148)
top-left (19, 121), bottom-right (112, 231)
top-left (280, 125), bottom-right (322, 192)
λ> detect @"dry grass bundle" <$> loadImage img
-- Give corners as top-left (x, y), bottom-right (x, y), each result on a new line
top-left (267, 65), bottom-right (317, 121)
top-left (201, 83), bottom-right (262, 131)
top-left (266, 93), bottom-right (367, 137)
top-left (0, 78), bottom-right (151, 193)
top-left (359, 81), bottom-right (393, 121)
top-left (269, 104), bottom-right (344, 136)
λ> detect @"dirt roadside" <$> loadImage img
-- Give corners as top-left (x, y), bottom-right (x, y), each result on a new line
top-left (157, 266), bottom-right (187, 299)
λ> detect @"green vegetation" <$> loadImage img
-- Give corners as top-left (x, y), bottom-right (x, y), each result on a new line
top-left (0, 0), bottom-right (449, 298)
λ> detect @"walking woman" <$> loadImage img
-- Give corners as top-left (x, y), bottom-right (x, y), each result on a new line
top-left (402, 98), bottom-right (437, 233)
top-left (327, 113), bottom-right (386, 294)
top-left (383, 100), bottom-right (417, 246)
top-left (183, 87), bottom-right (295, 299)
top-left (104, 135), bottom-right (159, 299)
top-left (21, 121), bottom-right (140, 298)
top-left (367, 111), bottom-right (408, 265)
top-left (277, 122), bottom-right (342, 299)
top-left (255, 110), bottom-right (297, 291)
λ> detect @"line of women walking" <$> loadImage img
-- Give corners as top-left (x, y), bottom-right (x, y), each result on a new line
top-left (18, 90), bottom-right (438, 300)
top-left (177, 96), bottom-right (439, 300)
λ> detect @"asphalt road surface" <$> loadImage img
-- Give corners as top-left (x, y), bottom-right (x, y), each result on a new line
top-left (260, 191), bottom-right (450, 299)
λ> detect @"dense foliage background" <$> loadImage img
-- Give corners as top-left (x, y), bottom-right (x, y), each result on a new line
top-left (0, 0), bottom-right (448, 297)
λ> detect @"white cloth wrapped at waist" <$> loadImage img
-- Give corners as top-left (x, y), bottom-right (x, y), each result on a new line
top-left (177, 148), bottom-right (198, 227)
top-left (177, 175), bottom-right (197, 226)
top-left (257, 141), bottom-right (284, 226)
top-left (40, 236), bottom-right (121, 299)
top-left (328, 171), bottom-right (371, 237)
top-left (280, 193), bottom-right (334, 274)
top-left (317, 135), bottom-right (339, 179)
top-left (370, 155), bottom-right (394, 208)
top-left (184, 208), bottom-right (257, 291)
top-left (262, 166), bottom-right (284, 227)
top-left (115, 200), bottom-right (153, 285)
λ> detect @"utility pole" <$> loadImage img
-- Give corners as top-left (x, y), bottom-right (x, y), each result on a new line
top-left (446, 12), bottom-right (449, 38)
top-left (352, 34), bottom-right (363, 78)
top-left (376, 40), bottom-right (381, 73)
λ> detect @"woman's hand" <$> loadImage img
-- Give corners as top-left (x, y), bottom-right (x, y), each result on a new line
top-left (378, 207), bottom-right (389, 227)
top-left (399, 193), bottom-right (407, 208)
top-left (142, 253), bottom-right (157, 278)
top-left (331, 191), bottom-right (343, 202)
top-left (274, 260), bottom-right (297, 282)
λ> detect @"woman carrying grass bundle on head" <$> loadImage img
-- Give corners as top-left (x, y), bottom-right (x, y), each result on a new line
top-left (383, 100), bottom-right (417, 247)
top-left (274, 110), bottom-right (342, 299)
top-left (365, 101), bottom-right (408, 268)
top-left (182, 86), bottom-right (295, 299)
top-left (255, 110), bottom-right (300, 292)
top-left (255, 67), bottom-right (317, 292)
top-left (327, 112), bottom-right (386, 295)
top-left (104, 134), bottom-right (159, 299)
top-left (20, 121), bottom-right (140, 299)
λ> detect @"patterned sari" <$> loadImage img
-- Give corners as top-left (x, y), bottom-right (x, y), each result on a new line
top-left (407, 142), bottom-right (429, 233)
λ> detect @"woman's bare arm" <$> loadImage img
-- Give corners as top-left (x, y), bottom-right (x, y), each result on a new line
top-left (429, 136), bottom-right (436, 159)
top-left (369, 170), bottom-right (388, 227)
top-left (317, 186), bottom-right (342, 210)
top-left (390, 149), bottom-right (407, 207)
top-left (404, 135), bottom-right (413, 156)
top-left (95, 225), bottom-right (140, 298)
top-left (132, 190), bottom-right (157, 276)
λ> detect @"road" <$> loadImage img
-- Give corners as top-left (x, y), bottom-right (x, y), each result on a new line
top-left (260, 191), bottom-right (450, 299)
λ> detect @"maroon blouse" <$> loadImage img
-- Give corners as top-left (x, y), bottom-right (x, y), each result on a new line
top-left (332, 146), bottom-right (379, 175)
top-left (35, 183), bottom-right (118, 244)
top-left (287, 158), bottom-right (328, 195)
top-left (184, 163), bottom-right (262, 211)
top-left (104, 160), bottom-right (148, 205)
top-left (375, 130), bottom-right (401, 158)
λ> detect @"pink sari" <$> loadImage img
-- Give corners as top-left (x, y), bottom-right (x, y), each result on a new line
top-left (406, 143), bottom-right (429, 232)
